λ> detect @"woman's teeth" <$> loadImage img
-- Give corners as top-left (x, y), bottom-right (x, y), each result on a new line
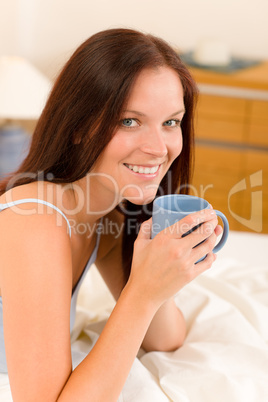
top-left (124, 164), bottom-right (159, 174)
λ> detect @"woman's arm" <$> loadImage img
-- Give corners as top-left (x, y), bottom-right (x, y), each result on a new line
top-left (141, 298), bottom-right (186, 352)
top-left (1, 207), bottom-right (219, 402)
top-left (58, 283), bottom-right (157, 401)
top-left (66, 208), bottom-right (220, 401)
top-left (0, 208), bottom-right (158, 402)
top-left (95, 209), bottom-right (220, 353)
top-left (0, 208), bottom-right (73, 401)
top-left (96, 229), bottom-right (187, 353)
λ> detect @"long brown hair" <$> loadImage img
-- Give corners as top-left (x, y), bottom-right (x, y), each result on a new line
top-left (0, 28), bottom-right (198, 281)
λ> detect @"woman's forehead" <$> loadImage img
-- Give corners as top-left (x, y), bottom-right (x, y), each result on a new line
top-left (124, 67), bottom-right (184, 112)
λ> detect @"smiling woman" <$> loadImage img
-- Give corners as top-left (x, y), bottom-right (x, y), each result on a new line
top-left (0, 28), bottom-right (222, 402)
top-left (92, 67), bottom-right (185, 206)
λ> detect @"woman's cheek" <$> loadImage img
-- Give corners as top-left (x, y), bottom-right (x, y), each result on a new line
top-left (169, 132), bottom-right (183, 160)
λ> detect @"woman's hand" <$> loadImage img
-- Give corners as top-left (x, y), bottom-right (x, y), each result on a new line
top-left (128, 208), bottom-right (222, 309)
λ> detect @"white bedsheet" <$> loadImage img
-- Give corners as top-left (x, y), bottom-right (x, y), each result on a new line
top-left (1, 231), bottom-right (268, 401)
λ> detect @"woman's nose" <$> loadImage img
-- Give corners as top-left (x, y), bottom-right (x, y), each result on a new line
top-left (139, 128), bottom-right (168, 157)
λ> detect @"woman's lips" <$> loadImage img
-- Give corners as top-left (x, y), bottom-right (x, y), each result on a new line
top-left (123, 163), bottom-right (161, 177)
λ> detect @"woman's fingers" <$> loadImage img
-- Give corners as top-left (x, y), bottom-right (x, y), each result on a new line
top-left (163, 208), bottom-right (218, 244)
top-left (192, 251), bottom-right (216, 275)
top-left (215, 224), bottom-right (223, 237)
top-left (137, 210), bottom-right (221, 270)
top-left (132, 212), bottom-right (221, 305)
top-left (191, 230), bottom-right (218, 264)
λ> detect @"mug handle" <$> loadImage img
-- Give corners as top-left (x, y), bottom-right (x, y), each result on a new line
top-left (213, 211), bottom-right (229, 253)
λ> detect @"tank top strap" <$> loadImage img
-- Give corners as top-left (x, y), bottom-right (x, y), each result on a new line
top-left (0, 198), bottom-right (72, 237)
top-left (95, 216), bottom-right (104, 248)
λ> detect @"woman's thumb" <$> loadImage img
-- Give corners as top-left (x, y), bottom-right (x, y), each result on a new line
top-left (137, 218), bottom-right (152, 240)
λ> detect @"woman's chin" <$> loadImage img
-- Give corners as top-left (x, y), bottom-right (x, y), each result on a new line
top-left (124, 192), bottom-right (157, 206)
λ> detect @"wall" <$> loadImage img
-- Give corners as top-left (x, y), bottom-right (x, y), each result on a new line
top-left (1, 0), bottom-right (268, 79)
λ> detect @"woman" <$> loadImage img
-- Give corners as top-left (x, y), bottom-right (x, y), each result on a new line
top-left (0, 28), bottom-right (221, 401)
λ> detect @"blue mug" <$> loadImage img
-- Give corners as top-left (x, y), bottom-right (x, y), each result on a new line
top-left (151, 194), bottom-right (229, 262)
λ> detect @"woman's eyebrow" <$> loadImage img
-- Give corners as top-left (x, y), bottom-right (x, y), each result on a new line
top-left (122, 109), bottom-right (185, 117)
top-left (123, 110), bottom-right (146, 116)
top-left (168, 109), bottom-right (185, 117)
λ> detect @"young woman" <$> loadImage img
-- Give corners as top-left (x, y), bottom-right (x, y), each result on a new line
top-left (0, 28), bottom-right (221, 401)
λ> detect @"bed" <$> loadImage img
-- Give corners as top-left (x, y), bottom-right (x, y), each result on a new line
top-left (0, 230), bottom-right (267, 401)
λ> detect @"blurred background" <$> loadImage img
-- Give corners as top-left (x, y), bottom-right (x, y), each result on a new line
top-left (0, 0), bottom-right (268, 233)
top-left (2, 0), bottom-right (268, 79)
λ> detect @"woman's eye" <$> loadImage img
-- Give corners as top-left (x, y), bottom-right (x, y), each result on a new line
top-left (121, 118), bottom-right (139, 128)
top-left (163, 119), bottom-right (181, 127)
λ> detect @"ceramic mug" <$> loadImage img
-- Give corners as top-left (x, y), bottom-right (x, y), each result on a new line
top-left (151, 194), bottom-right (229, 262)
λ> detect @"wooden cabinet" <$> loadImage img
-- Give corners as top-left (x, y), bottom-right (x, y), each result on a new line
top-left (196, 94), bottom-right (246, 143)
top-left (187, 63), bottom-right (268, 233)
top-left (248, 100), bottom-right (268, 146)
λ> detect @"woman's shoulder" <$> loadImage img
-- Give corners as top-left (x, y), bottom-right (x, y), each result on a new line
top-left (0, 181), bottom-right (60, 204)
top-left (0, 181), bottom-right (71, 239)
top-left (0, 182), bottom-right (73, 293)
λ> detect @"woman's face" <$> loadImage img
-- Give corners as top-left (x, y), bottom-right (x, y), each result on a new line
top-left (91, 66), bottom-right (185, 208)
